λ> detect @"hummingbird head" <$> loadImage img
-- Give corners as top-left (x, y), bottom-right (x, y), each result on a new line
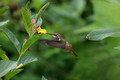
top-left (47, 33), bottom-right (63, 40)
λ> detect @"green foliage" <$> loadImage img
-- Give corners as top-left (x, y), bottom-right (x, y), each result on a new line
top-left (35, 2), bottom-right (50, 24)
top-left (18, 56), bottom-right (38, 66)
top-left (41, 76), bottom-right (47, 80)
top-left (0, 2), bottom-right (47, 79)
top-left (1, 0), bottom-right (120, 80)
top-left (69, 0), bottom-right (86, 15)
top-left (114, 46), bottom-right (120, 50)
top-left (75, 0), bottom-right (120, 34)
top-left (0, 48), bottom-right (9, 60)
top-left (0, 60), bottom-right (17, 78)
top-left (1, 27), bottom-right (21, 54)
top-left (0, 6), bottom-right (9, 16)
top-left (105, 0), bottom-right (120, 6)
top-left (0, 20), bottom-right (9, 29)
top-left (32, 14), bottom-right (42, 26)
top-left (92, 0), bottom-right (120, 27)
top-left (22, 7), bottom-right (33, 36)
top-left (5, 69), bottom-right (23, 80)
top-left (21, 34), bottom-right (41, 55)
top-left (87, 28), bottom-right (120, 40)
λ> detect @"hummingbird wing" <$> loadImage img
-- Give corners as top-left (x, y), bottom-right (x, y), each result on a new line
top-left (38, 39), bottom-right (66, 49)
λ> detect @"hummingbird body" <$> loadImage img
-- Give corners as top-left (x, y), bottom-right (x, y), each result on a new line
top-left (38, 33), bottom-right (77, 56)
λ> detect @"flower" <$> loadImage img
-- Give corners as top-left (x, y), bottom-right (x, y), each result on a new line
top-left (35, 25), bottom-right (47, 34)
top-left (32, 19), bottom-right (35, 24)
top-left (28, 47), bottom-right (31, 51)
top-left (23, 39), bottom-right (27, 44)
top-left (16, 63), bottom-right (23, 69)
top-left (23, 39), bottom-right (31, 52)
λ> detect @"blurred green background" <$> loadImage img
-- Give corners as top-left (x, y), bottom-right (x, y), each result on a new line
top-left (1, 0), bottom-right (120, 80)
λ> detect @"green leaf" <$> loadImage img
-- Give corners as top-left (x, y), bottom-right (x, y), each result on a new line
top-left (0, 6), bottom-right (9, 16)
top-left (22, 7), bottom-right (33, 36)
top-left (32, 14), bottom-right (42, 26)
top-left (35, 2), bottom-right (50, 24)
top-left (105, 0), bottom-right (120, 6)
top-left (5, 69), bottom-right (23, 80)
top-left (0, 60), bottom-right (17, 78)
top-left (114, 46), bottom-right (120, 50)
top-left (0, 78), bottom-right (2, 80)
top-left (26, 1), bottom-right (30, 8)
top-left (1, 27), bottom-right (21, 54)
top-left (86, 28), bottom-right (120, 40)
top-left (0, 20), bottom-right (9, 29)
top-left (0, 48), bottom-right (9, 60)
top-left (41, 76), bottom-right (47, 80)
top-left (21, 34), bottom-right (41, 54)
top-left (18, 56), bottom-right (38, 66)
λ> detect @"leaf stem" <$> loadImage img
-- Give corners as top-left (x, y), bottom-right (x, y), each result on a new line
top-left (17, 54), bottom-right (22, 62)
top-left (31, 24), bottom-right (37, 37)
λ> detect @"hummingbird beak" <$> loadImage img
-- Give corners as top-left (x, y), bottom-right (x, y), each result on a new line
top-left (46, 33), bottom-right (52, 35)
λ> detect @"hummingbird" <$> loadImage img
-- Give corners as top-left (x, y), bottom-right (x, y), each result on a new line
top-left (38, 33), bottom-right (77, 56)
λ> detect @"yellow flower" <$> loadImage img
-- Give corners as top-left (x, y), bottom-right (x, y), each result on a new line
top-left (16, 63), bottom-right (23, 69)
top-left (36, 26), bottom-right (47, 34)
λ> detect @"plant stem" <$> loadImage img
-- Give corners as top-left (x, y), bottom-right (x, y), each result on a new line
top-left (17, 54), bottom-right (22, 62)
top-left (31, 24), bottom-right (37, 37)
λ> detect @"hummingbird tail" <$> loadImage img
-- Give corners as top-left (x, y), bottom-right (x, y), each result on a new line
top-left (71, 50), bottom-right (78, 56)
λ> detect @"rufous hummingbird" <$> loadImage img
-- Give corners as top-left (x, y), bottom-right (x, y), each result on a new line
top-left (38, 33), bottom-right (77, 56)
